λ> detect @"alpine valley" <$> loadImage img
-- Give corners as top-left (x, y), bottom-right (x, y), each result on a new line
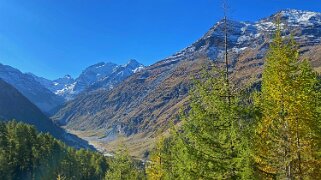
top-left (2, 9), bottom-right (321, 158)
top-left (0, 60), bottom-right (144, 150)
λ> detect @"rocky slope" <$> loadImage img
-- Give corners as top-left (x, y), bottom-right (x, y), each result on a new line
top-left (0, 78), bottom-right (92, 149)
top-left (0, 63), bottom-right (64, 113)
top-left (52, 9), bottom-right (321, 155)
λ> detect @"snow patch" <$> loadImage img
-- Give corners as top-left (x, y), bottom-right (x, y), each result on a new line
top-left (232, 47), bottom-right (248, 54)
top-left (133, 66), bottom-right (144, 73)
top-left (238, 35), bottom-right (252, 43)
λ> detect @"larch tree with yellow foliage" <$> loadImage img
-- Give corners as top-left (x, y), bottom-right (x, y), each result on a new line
top-left (254, 24), bottom-right (321, 179)
top-left (146, 137), bottom-right (166, 180)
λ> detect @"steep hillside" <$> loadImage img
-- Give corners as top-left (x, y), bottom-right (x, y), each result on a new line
top-left (0, 63), bottom-right (64, 113)
top-left (52, 9), bottom-right (321, 156)
top-left (0, 78), bottom-right (92, 149)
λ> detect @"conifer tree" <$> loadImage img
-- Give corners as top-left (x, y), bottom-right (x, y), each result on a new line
top-left (147, 12), bottom-right (257, 177)
top-left (146, 127), bottom-right (188, 180)
top-left (146, 137), bottom-right (166, 179)
top-left (177, 68), bottom-right (252, 179)
top-left (0, 121), bottom-right (111, 180)
top-left (254, 24), bottom-right (321, 179)
top-left (147, 66), bottom-right (254, 179)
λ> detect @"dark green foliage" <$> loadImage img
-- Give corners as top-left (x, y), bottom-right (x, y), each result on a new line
top-left (0, 121), bottom-right (111, 180)
top-left (0, 120), bottom-right (146, 180)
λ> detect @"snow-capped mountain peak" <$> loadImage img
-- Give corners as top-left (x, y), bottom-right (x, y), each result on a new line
top-left (122, 59), bottom-right (144, 73)
top-left (32, 60), bottom-right (144, 100)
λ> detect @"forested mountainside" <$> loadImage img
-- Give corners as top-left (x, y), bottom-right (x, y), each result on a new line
top-left (53, 9), bottom-right (321, 138)
top-left (0, 78), bottom-right (91, 149)
top-left (0, 121), bottom-right (145, 180)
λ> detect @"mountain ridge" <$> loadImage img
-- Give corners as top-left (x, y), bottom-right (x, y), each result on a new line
top-left (32, 60), bottom-right (144, 101)
top-left (0, 63), bottom-right (64, 113)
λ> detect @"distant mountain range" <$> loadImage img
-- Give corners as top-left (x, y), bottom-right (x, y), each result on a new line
top-left (31, 59), bottom-right (144, 101)
top-left (51, 9), bottom-right (321, 151)
top-left (0, 60), bottom-right (144, 113)
top-left (0, 59), bottom-right (143, 148)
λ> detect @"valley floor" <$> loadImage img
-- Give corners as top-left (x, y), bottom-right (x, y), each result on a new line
top-left (65, 128), bottom-right (155, 159)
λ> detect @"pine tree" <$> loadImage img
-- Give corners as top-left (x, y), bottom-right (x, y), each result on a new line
top-left (0, 122), bottom-right (9, 179)
top-left (178, 68), bottom-right (252, 179)
top-left (146, 66), bottom-right (254, 179)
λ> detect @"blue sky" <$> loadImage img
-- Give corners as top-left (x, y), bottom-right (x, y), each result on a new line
top-left (0, 0), bottom-right (320, 80)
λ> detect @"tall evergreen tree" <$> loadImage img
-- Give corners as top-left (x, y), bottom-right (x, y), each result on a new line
top-left (178, 68), bottom-right (252, 179)
top-left (147, 65), bottom-right (254, 179)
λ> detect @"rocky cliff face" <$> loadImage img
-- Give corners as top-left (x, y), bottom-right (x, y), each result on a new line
top-left (52, 9), bottom-right (321, 139)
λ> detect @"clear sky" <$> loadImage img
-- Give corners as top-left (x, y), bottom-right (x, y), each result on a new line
top-left (0, 0), bottom-right (320, 80)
